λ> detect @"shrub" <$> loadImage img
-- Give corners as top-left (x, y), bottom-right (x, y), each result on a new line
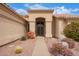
top-left (62, 38), bottom-right (75, 49)
top-left (27, 32), bottom-right (35, 39)
top-left (50, 43), bottom-right (73, 56)
top-left (20, 36), bottom-right (26, 41)
top-left (15, 46), bottom-right (22, 54)
top-left (63, 22), bottom-right (79, 41)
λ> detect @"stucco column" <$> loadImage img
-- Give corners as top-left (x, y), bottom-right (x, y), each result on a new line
top-left (55, 19), bottom-right (59, 38)
top-left (46, 21), bottom-right (52, 37)
top-left (29, 22), bottom-right (35, 36)
top-left (55, 19), bottom-right (65, 39)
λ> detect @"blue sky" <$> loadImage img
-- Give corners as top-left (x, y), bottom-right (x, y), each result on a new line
top-left (8, 3), bottom-right (79, 15)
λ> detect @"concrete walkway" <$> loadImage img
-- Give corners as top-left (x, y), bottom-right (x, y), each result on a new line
top-left (32, 37), bottom-right (50, 56)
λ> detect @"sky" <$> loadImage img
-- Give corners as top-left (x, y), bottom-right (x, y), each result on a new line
top-left (7, 3), bottom-right (79, 15)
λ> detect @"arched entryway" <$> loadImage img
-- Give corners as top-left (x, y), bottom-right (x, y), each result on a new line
top-left (36, 17), bottom-right (45, 36)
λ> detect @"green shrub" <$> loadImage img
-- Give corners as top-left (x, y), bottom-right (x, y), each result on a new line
top-left (63, 22), bottom-right (79, 41)
top-left (20, 36), bottom-right (26, 41)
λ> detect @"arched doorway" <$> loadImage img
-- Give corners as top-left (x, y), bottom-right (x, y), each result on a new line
top-left (36, 17), bottom-right (45, 36)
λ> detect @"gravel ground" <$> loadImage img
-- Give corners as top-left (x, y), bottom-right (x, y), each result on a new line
top-left (72, 42), bottom-right (79, 56)
top-left (0, 39), bottom-right (36, 56)
top-left (45, 38), bottom-right (59, 49)
top-left (1, 37), bottom-right (79, 56)
top-left (44, 38), bottom-right (79, 56)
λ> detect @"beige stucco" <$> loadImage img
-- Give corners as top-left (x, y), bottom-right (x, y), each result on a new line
top-left (54, 15), bottom-right (79, 39)
top-left (0, 3), bottom-right (79, 46)
top-left (28, 10), bottom-right (53, 37)
top-left (0, 4), bottom-right (27, 46)
top-left (25, 10), bottom-right (79, 38)
top-left (55, 19), bottom-right (66, 39)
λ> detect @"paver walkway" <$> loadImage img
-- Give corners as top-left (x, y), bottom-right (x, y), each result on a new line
top-left (32, 36), bottom-right (50, 56)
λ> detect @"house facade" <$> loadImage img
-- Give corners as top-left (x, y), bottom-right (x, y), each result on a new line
top-left (24, 10), bottom-right (79, 39)
top-left (0, 3), bottom-right (79, 46)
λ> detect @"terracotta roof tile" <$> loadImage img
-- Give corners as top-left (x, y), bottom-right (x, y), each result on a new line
top-left (54, 14), bottom-right (79, 18)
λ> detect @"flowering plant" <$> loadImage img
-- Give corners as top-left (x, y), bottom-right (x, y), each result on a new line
top-left (27, 32), bottom-right (35, 39)
top-left (50, 43), bottom-right (73, 56)
top-left (62, 38), bottom-right (75, 49)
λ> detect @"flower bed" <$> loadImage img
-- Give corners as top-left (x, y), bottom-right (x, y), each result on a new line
top-left (50, 43), bottom-right (74, 56)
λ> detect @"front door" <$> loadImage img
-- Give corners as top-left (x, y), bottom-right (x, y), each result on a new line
top-left (36, 23), bottom-right (44, 36)
top-left (36, 18), bottom-right (45, 36)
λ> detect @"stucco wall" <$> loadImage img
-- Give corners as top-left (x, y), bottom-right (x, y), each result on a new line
top-left (0, 5), bottom-right (26, 46)
top-left (55, 18), bottom-right (79, 39)
top-left (28, 12), bottom-right (53, 37)
top-left (28, 13), bottom-right (52, 22)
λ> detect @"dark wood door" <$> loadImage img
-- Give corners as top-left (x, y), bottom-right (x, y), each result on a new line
top-left (36, 17), bottom-right (45, 36)
top-left (36, 23), bottom-right (44, 36)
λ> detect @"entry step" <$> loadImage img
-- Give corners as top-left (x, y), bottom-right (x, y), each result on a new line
top-left (36, 36), bottom-right (45, 39)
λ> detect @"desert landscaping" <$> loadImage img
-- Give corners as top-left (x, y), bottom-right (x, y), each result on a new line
top-left (1, 3), bottom-right (79, 56)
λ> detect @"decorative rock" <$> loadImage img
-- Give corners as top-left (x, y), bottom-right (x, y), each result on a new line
top-left (15, 46), bottom-right (23, 54)
top-left (9, 45), bottom-right (15, 48)
top-left (61, 42), bottom-right (69, 48)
